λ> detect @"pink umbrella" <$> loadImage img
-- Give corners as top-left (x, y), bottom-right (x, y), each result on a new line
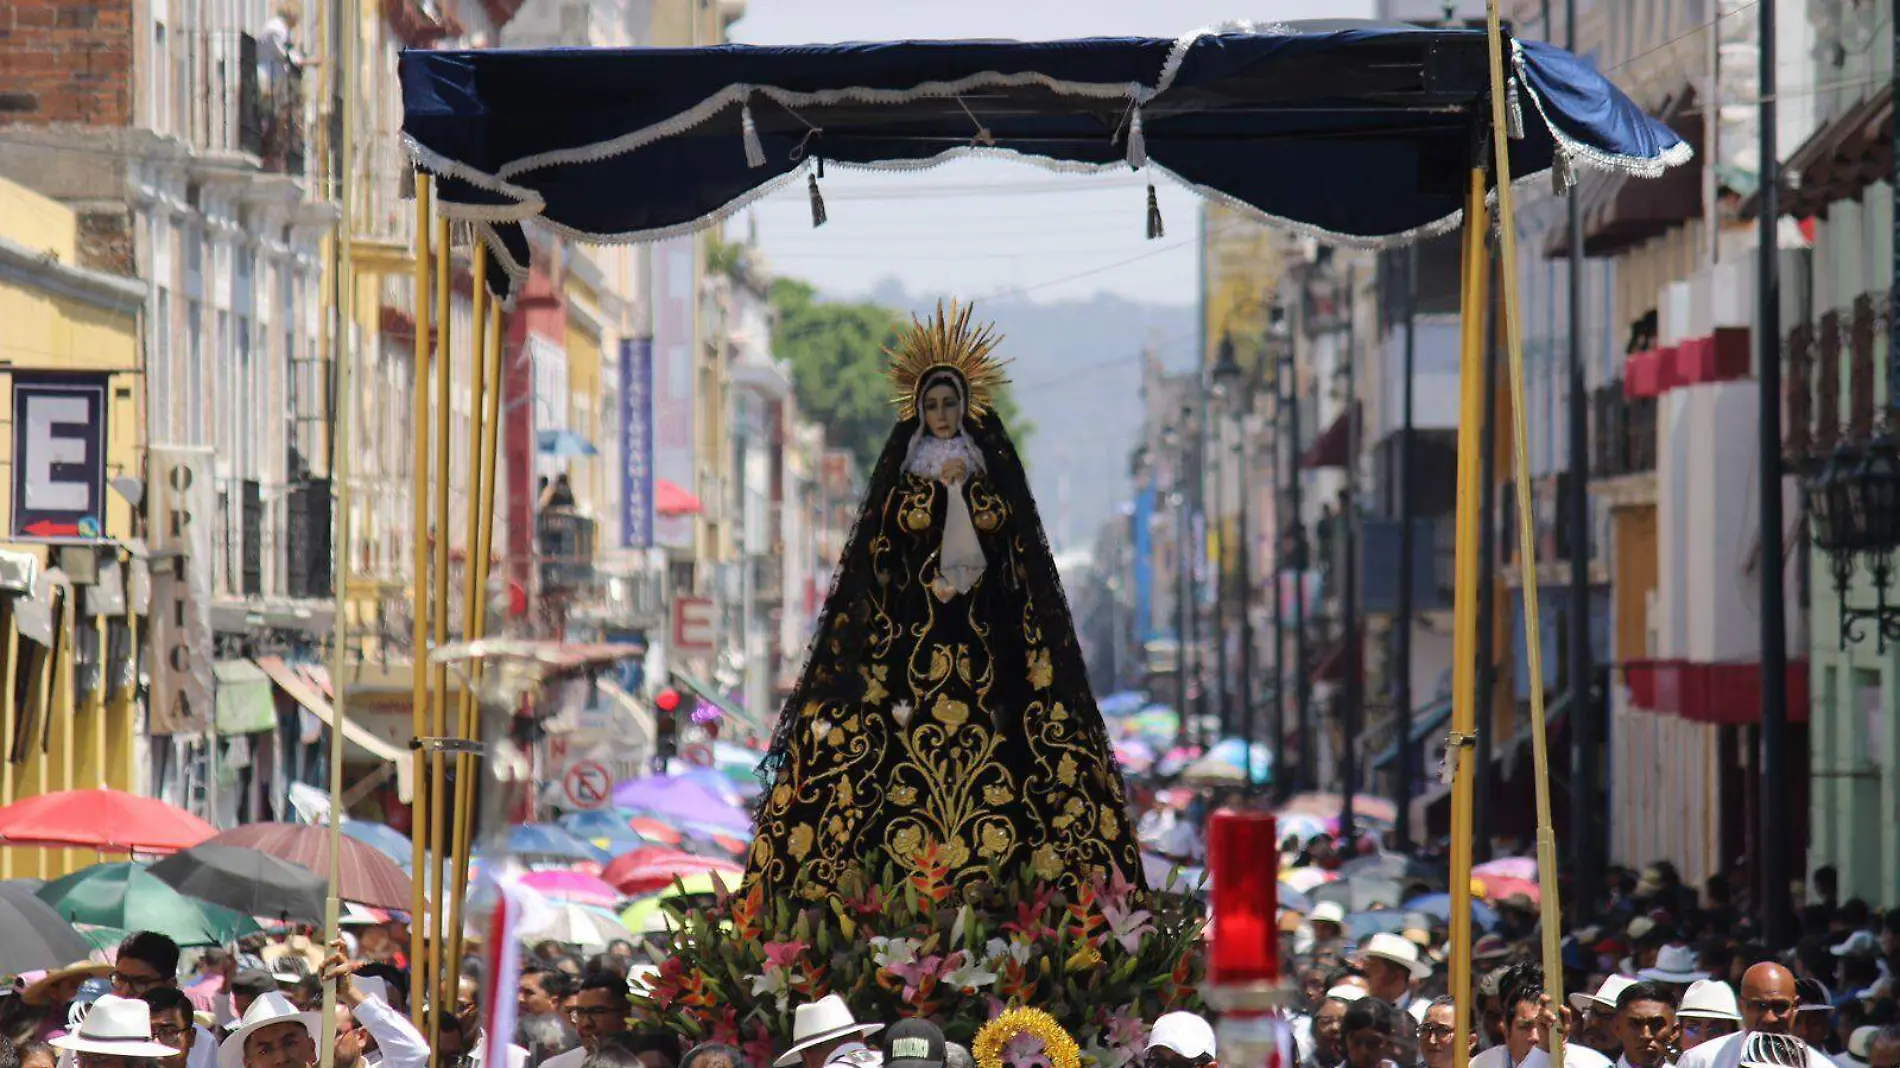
top-left (603, 847), bottom-right (743, 896)
top-left (1475, 875), bottom-right (1541, 904)
top-left (1474, 856), bottom-right (1536, 882)
top-left (519, 870), bottom-right (622, 909)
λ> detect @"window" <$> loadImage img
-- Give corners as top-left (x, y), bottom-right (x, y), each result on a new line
top-left (186, 301), bottom-right (204, 444)
top-left (154, 22), bottom-right (169, 133)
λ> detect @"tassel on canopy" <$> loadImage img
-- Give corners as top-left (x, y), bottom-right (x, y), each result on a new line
top-left (1504, 78), bottom-right (1525, 140)
top-left (1126, 105), bottom-right (1147, 169)
top-left (1145, 183), bottom-right (1164, 239)
top-left (809, 171), bottom-right (828, 228)
top-left (399, 166), bottom-right (416, 199)
top-left (741, 100), bottom-right (767, 168)
top-left (1551, 149), bottom-right (1576, 196)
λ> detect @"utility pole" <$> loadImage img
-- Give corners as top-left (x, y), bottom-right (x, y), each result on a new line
top-left (1236, 404), bottom-right (1257, 791)
top-left (1194, 392), bottom-right (1213, 747)
top-left (1474, 248), bottom-right (1502, 864)
top-left (1566, 0), bottom-right (1600, 919)
top-left (1270, 358), bottom-right (1289, 799)
top-left (1397, 246), bottom-right (1418, 848)
top-left (1755, 0), bottom-right (1791, 948)
top-left (1175, 407), bottom-right (1194, 750)
top-left (1341, 263), bottom-right (1361, 842)
top-left (1288, 343), bottom-right (1314, 792)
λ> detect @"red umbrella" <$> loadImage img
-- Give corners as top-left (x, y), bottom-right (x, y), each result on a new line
top-left (208, 823), bottom-right (412, 910)
top-left (602, 847), bottom-right (742, 896)
top-left (627, 818), bottom-right (683, 847)
top-left (0, 788), bottom-right (216, 853)
top-left (655, 479), bottom-right (703, 517)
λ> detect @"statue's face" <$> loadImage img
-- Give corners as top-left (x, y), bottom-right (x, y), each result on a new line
top-left (922, 382), bottom-right (963, 439)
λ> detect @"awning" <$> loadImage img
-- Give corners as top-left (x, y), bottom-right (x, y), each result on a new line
top-left (1744, 84), bottom-right (1892, 219)
top-left (1546, 86), bottom-right (1704, 258)
top-left (255, 656), bottom-right (415, 801)
top-left (398, 27), bottom-right (1690, 299)
top-left (1372, 696), bottom-right (1455, 770)
top-left (537, 428), bottom-right (600, 457)
top-left (1618, 658), bottom-right (1810, 725)
top-left (671, 671), bottom-right (765, 734)
top-left (1301, 403), bottom-right (1359, 469)
top-left (656, 479), bottom-right (703, 517)
top-left (214, 659), bottom-right (277, 735)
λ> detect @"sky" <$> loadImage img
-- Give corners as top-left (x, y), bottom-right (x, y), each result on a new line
top-left (723, 0), bottom-right (1375, 306)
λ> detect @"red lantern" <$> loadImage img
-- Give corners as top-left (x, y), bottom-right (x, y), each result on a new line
top-left (1206, 808), bottom-right (1280, 988)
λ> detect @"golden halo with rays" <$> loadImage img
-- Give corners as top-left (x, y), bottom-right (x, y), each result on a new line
top-left (885, 299), bottom-right (1011, 422)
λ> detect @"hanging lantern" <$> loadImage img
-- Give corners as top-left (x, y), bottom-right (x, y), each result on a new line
top-left (1811, 445), bottom-right (1860, 553)
top-left (1853, 433), bottom-right (1900, 553)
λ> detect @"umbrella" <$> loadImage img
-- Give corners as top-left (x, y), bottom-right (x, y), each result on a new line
top-left (1281, 867), bottom-right (1339, 893)
top-left (559, 812), bottom-right (651, 855)
top-left (1282, 791), bottom-right (1399, 827)
top-left (338, 822), bottom-right (415, 868)
top-left (0, 789), bottom-right (215, 854)
top-left (1474, 856), bottom-right (1537, 882)
top-left (519, 870), bottom-right (622, 909)
top-left (1098, 692), bottom-right (1147, 718)
top-left (655, 479), bottom-right (702, 517)
top-left (207, 823), bottom-right (413, 910)
top-left (1113, 740), bottom-right (1155, 772)
top-left (626, 818), bottom-right (683, 848)
top-left (1312, 875), bottom-right (1404, 912)
top-left (504, 824), bottom-right (611, 864)
top-left (1475, 875), bottom-right (1541, 904)
top-left (1402, 892), bottom-right (1499, 930)
top-left (674, 768), bottom-right (745, 808)
top-left (520, 902), bottom-right (634, 949)
top-left (1273, 812), bottom-right (1334, 845)
top-left (37, 863), bottom-right (261, 946)
top-left (617, 872), bottom-right (732, 934)
top-left (0, 882), bottom-right (94, 971)
top-left (1181, 738), bottom-right (1272, 785)
top-left (1345, 910), bottom-right (1410, 940)
top-left (602, 847), bottom-right (742, 896)
top-left (1339, 852), bottom-right (1440, 884)
top-left (147, 844), bottom-right (328, 923)
top-left (537, 429), bottom-right (599, 457)
top-left (612, 776), bottom-right (750, 833)
top-left (1140, 852), bottom-right (1205, 895)
top-left (1128, 709), bottom-right (1181, 744)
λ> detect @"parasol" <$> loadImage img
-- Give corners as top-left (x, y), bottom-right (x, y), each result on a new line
top-left (519, 901), bottom-right (634, 949)
top-left (338, 822), bottom-right (415, 868)
top-left (36, 862), bottom-right (262, 946)
top-left (616, 871), bottom-right (732, 935)
top-left (601, 847), bottom-right (743, 897)
top-left (1402, 892), bottom-right (1499, 931)
top-left (502, 824), bottom-right (612, 865)
top-left (1475, 874), bottom-right (1541, 904)
top-left (1338, 852), bottom-right (1441, 884)
top-left (0, 882), bottom-right (94, 972)
top-left (0, 789), bottom-right (215, 854)
top-left (519, 870), bottom-right (623, 909)
top-left (147, 843), bottom-right (328, 923)
top-left (207, 823), bottom-right (413, 910)
top-left (1474, 856), bottom-right (1537, 882)
top-left (612, 776), bottom-right (751, 833)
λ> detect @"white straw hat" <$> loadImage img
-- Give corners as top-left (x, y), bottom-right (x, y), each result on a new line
top-left (772, 995), bottom-right (882, 1068)
top-left (1637, 944), bottom-right (1710, 984)
top-left (1360, 932), bottom-right (1434, 980)
top-left (1569, 974), bottom-right (1637, 1014)
top-left (50, 995), bottom-right (180, 1059)
top-left (219, 992), bottom-right (325, 1068)
top-left (1677, 979), bottom-right (1742, 1023)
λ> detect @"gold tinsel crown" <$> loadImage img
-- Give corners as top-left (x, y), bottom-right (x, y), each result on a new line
top-left (885, 300), bottom-right (1010, 422)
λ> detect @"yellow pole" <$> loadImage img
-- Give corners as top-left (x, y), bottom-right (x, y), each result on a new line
top-left (0, 605), bottom-right (12, 880)
top-left (428, 211), bottom-right (453, 1043)
top-left (93, 613), bottom-right (108, 786)
top-left (118, 598), bottom-right (140, 788)
top-left (60, 593), bottom-right (76, 875)
top-left (1446, 162), bottom-right (1490, 1068)
top-left (443, 243), bottom-right (490, 993)
top-left (319, 0), bottom-right (357, 1056)
top-left (408, 172), bottom-right (435, 1030)
top-left (1482, 8), bottom-right (1568, 1048)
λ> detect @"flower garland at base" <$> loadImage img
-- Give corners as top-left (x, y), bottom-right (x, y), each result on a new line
top-left (974, 1009), bottom-right (1081, 1068)
top-left (630, 848), bottom-right (1205, 1068)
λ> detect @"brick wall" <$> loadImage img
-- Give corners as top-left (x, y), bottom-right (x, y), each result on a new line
top-left (76, 208), bottom-right (134, 275)
top-left (0, 0), bottom-right (136, 127)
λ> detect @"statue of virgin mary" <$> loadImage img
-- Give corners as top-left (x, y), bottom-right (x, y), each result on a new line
top-left (747, 301), bottom-right (1144, 900)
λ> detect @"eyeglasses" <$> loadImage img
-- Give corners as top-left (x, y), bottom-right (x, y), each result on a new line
top-left (153, 1025), bottom-right (193, 1042)
top-left (1419, 1026), bottom-right (1457, 1041)
top-left (1744, 1000), bottom-right (1796, 1017)
top-left (112, 971), bottom-right (165, 993)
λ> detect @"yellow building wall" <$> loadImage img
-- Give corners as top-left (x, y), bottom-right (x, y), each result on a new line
top-left (0, 174), bottom-right (145, 880)
top-left (564, 278), bottom-right (604, 522)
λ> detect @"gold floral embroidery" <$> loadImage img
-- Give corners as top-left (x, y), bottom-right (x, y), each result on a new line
top-left (892, 825), bottom-right (923, 858)
top-left (931, 694), bottom-right (970, 729)
top-left (942, 836), bottom-right (971, 867)
top-left (979, 824), bottom-right (1012, 859)
top-left (891, 785), bottom-right (918, 806)
top-left (983, 784), bottom-right (1012, 806)
top-left (1099, 809), bottom-right (1120, 839)
top-left (1057, 754), bottom-right (1078, 787)
top-left (862, 665), bottom-right (889, 705)
top-left (1026, 648), bottom-right (1053, 690)
top-left (789, 824), bottom-right (814, 860)
top-left (1031, 843), bottom-right (1062, 880)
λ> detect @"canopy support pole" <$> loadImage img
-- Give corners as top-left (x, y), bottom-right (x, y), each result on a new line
top-left (1483, 4), bottom-right (1569, 1043)
top-left (408, 172), bottom-right (434, 1031)
top-left (427, 209), bottom-right (454, 1047)
top-left (1447, 120), bottom-right (1491, 1068)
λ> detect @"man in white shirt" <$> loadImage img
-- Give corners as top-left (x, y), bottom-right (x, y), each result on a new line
top-left (539, 973), bottom-right (630, 1068)
top-left (1609, 981), bottom-right (1677, 1068)
top-left (1471, 967), bottom-right (1614, 1068)
top-left (1673, 965), bottom-right (1834, 1068)
top-left (217, 944), bottom-right (429, 1068)
top-left (145, 985), bottom-right (221, 1068)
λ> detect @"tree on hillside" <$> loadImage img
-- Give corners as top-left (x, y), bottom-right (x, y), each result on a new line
top-left (770, 277), bottom-right (1029, 473)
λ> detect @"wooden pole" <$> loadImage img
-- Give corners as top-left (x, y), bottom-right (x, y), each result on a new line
top-left (408, 173), bottom-right (434, 1030)
top-left (1446, 150), bottom-right (1491, 1068)
top-left (428, 210), bottom-right (453, 1043)
top-left (1, 603), bottom-right (16, 880)
top-left (1482, 1), bottom-right (1568, 1046)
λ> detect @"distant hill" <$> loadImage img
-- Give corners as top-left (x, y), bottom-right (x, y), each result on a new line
top-left (863, 280), bottom-right (1197, 552)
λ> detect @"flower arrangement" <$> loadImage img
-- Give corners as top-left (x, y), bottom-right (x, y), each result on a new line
top-left (973, 1009), bottom-right (1081, 1068)
top-left (629, 852), bottom-right (1205, 1067)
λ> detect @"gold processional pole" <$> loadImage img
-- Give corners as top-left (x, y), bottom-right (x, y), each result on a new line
top-left (408, 174), bottom-right (435, 1032)
top-left (444, 257), bottom-right (502, 990)
top-left (428, 210), bottom-right (454, 1044)
top-left (1446, 137), bottom-right (1491, 1068)
top-left (1482, 6), bottom-right (1569, 1055)
top-left (319, 0), bottom-right (357, 1057)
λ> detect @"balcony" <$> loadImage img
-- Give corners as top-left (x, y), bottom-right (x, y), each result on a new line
top-left (238, 34), bottom-right (306, 176)
top-left (1784, 290), bottom-right (1882, 471)
top-left (538, 507), bottom-right (598, 593)
top-left (1592, 383), bottom-right (1657, 478)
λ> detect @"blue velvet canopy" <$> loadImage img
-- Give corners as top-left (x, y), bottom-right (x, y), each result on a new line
top-left (399, 20), bottom-right (1690, 297)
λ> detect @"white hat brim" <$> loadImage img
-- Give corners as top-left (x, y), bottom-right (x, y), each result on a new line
top-left (1365, 949), bottom-right (1434, 980)
top-left (53, 1035), bottom-right (181, 1059)
top-left (1638, 970), bottom-right (1709, 984)
top-left (771, 1023), bottom-right (882, 1067)
top-left (219, 1011), bottom-right (325, 1068)
top-left (1677, 1010), bottom-right (1742, 1023)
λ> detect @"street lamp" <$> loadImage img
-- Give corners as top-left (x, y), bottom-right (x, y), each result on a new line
top-left (1211, 331), bottom-right (1257, 793)
top-left (1810, 432), bottom-right (1900, 648)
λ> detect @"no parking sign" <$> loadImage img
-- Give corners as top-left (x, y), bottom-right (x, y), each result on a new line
top-left (562, 759), bottom-right (612, 811)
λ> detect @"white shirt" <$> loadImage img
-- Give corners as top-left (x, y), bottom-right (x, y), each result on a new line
top-left (1475, 1042), bottom-right (1616, 1068)
top-left (541, 1047), bottom-right (587, 1068)
top-left (1674, 1032), bottom-right (1835, 1068)
top-left (470, 1035), bottom-right (531, 1068)
top-left (351, 996), bottom-right (431, 1068)
top-left (1618, 1054), bottom-right (1677, 1068)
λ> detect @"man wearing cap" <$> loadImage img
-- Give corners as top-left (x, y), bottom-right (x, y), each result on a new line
top-left (772, 995), bottom-right (881, 1068)
top-left (883, 1020), bottom-right (946, 1068)
top-left (1146, 1013), bottom-right (1217, 1068)
top-left (1572, 977), bottom-right (1639, 1059)
top-left (1359, 933), bottom-right (1433, 1011)
top-left (1791, 981), bottom-right (1835, 1058)
top-left (1677, 981), bottom-right (1742, 1053)
top-left (1673, 964), bottom-right (1834, 1068)
top-left (51, 994), bottom-right (179, 1068)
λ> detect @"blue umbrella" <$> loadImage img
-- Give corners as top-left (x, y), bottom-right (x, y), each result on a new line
top-left (537, 429), bottom-right (599, 458)
top-left (339, 822), bottom-right (414, 868)
top-left (503, 823), bottom-right (611, 864)
top-left (1345, 911), bottom-right (1410, 941)
top-left (1402, 892), bottom-right (1498, 931)
top-left (1098, 691), bottom-right (1146, 718)
top-left (559, 811), bottom-right (650, 854)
